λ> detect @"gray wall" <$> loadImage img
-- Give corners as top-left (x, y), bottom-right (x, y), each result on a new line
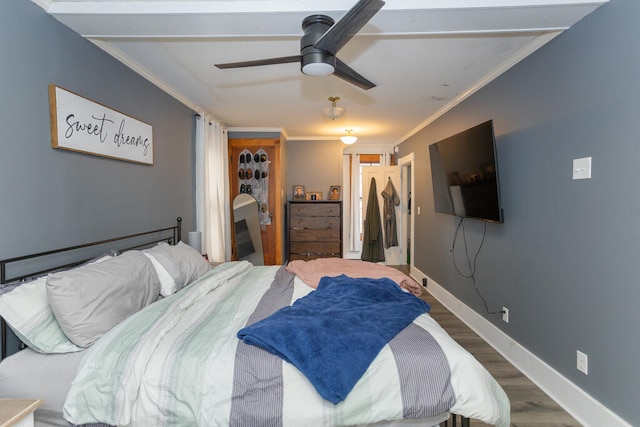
top-left (285, 139), bottom-right (343, 200)
top-left (0, 0), bottom-right (195, 264)
top-left (397, 0), bottom-right (637, 424)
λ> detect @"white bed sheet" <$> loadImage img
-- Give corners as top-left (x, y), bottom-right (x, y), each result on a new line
top-left (0, 347), bottom-right (84, 426)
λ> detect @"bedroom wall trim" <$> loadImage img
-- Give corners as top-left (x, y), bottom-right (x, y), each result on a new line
top-left (411, 267), bottom-right (631, 427)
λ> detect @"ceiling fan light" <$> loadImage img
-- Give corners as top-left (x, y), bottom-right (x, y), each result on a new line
top-left (302, 62), bottom-right (335, 76)
top-left (341, 129), bottom-right (357, 145)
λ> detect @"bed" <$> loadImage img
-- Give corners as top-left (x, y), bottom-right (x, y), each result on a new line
top-left (0, 219), bottom-right (510, 427)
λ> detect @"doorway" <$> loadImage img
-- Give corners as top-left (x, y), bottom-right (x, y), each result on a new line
top-left (361, 165), bottom-right (402, 265)
top-left (341, 151), bottom-right (414, 268)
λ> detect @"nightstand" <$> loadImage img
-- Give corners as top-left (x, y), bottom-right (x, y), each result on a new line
top-left (0, 399), bottom-right (43, 427)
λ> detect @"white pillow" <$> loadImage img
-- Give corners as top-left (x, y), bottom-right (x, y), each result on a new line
top-left (0, 253), bottom-right (115, 354)
top-left (0, 276), bottom-right (82, 354)
top-left (143, 251), bottom-right (175, 296)
top-left (143, 241), bottom-right (211, 295)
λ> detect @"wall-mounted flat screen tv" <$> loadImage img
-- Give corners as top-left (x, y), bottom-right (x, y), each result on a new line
top-left (429, 120), bottom-right (503, 223)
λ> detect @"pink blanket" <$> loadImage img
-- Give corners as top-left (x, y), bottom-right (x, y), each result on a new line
top-left (285, 258), bottom-right (423, 297)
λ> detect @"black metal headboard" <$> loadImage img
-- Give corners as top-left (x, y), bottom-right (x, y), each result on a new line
top-left (0, 217), bottom-right (182, 359)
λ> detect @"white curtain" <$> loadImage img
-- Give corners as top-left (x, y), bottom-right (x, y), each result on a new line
top-left (349, 153), bottom-right (361, 252)
top-left (194, 113), bottom-right (230, 262)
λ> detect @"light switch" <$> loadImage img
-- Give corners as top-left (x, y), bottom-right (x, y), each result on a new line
top-left (572, 157), bottom-right (592, 180)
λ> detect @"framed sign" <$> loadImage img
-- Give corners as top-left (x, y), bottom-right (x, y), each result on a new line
top-left (49, 85), bottom-right (153, 165)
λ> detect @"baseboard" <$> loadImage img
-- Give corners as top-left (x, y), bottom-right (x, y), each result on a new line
top-left (411, 267), bottom-right (630, 427)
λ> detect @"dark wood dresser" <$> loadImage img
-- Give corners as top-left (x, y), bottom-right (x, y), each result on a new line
top-left (288, 200), bottom-right (342, 261)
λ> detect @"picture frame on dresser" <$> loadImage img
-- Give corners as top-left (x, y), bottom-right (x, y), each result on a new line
top-left (328, 185), bottom-right (341, 200)
top-left (306, 191), bottom-right (323, 201)
top-left (292, 185), bottom-right (306, 200)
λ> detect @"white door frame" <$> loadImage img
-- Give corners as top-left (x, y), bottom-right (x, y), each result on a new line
top-left (398, 153), bottom-right (415, 273)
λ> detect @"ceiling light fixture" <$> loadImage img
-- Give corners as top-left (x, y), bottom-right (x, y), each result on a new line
top-left (341, 129), bottom-right (357, 145)
top-left (322, 96), bottom-right (345, 120)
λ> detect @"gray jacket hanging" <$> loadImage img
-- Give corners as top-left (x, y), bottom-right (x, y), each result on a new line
top-left (381, 178), bottom-right (400, 248)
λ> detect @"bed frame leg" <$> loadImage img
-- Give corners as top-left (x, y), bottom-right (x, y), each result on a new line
top-left (441, 415), bottom-right (471, 427)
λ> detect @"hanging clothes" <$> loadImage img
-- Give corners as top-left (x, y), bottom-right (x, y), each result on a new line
top-left (381, 177), bottom-right (400, 248)
top-left (361, 177), bottom-right (385, 262)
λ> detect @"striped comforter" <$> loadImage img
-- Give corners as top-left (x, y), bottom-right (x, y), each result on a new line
top-left (63, 261), bottom-right (510, 427)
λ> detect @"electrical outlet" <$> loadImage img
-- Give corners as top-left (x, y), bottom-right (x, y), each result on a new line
top-left (502, 307), bottom-right (509, 323)
top-left (422, 278), bottom-right (427, 288)
top-left (577, 350), bottom-right (589, 375)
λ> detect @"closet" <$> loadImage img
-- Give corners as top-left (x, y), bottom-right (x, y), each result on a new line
top-left (228, 138), bottom-right (284, 265)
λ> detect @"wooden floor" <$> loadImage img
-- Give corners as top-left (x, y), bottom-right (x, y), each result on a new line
top-left (391, 267), bottom-right (582, 427)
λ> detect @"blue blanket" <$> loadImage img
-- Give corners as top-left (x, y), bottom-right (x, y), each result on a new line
top-left (237, 274), bottom-right (430, 404)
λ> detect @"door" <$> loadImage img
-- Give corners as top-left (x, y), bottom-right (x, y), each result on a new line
top-left (361, 165), bottom-right (403, 265)
top-left (229, 138), bottom-right (283, 265)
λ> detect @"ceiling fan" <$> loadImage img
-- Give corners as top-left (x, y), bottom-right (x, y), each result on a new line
top-left (214, 0), bottom-right (385, 90)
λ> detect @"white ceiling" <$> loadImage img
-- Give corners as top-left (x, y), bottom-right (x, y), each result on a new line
top-left (34, 0), bottom-right (607, 147)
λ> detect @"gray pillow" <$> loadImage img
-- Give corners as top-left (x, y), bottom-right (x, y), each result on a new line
top-left (46, 251), bottom-right (160, 348)
top-left (0, 251), bottom-right (117, 354)
top-left (143, 241), bottom-right (211, 294)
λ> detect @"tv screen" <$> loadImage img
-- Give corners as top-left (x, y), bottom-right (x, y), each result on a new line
top-left (429, 120), bottom-right (503, 223)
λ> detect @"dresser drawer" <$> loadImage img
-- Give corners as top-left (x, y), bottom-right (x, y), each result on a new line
top-left (290, 228), bottom-right (340, 242)
top-left (290, 241), bottom-right (341, 255)
top-left (289, 203), bottom-right (340, 217)
top-left (290, 215), bottom-right (340, 230)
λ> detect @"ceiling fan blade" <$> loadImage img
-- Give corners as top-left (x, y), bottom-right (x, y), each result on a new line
top-left (333, 57), bottom-right (376, 90)
top-left (215, 55), bottom-right (301, 69)
top-left (313, 0), bottom-right (384, 56)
